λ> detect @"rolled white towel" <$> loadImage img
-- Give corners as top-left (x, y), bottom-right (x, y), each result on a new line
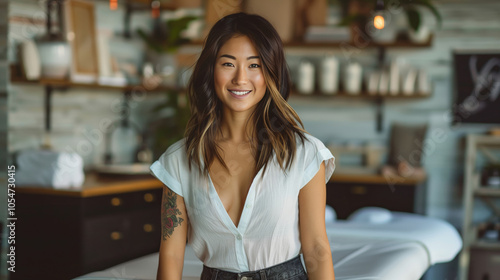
top-left (348, 207), bottom-right (393, 224)
top-left (15, 149), bottom-right (85, 189)
top-left (325, 205), bottom-right (337, 224)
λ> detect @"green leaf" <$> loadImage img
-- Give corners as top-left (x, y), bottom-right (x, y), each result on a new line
top-left (415, 1), bottom-right (442, 28)
top-left (406, 8), bottom-right (421, 31)
top-left (402, 0), bottom-right (442, 29)
top-left (136, 28), bottom-right (165, 54)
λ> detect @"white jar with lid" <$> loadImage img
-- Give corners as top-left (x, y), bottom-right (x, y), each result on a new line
top-left (344, 62), bottom-right (362, 95)
top-left (297, 60), bottom-right (315, 94)
top-left (320, 55), bottom-right (339, 95)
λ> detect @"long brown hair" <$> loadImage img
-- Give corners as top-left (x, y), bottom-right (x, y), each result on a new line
top-left (184, 12), bottom-right (310, 178)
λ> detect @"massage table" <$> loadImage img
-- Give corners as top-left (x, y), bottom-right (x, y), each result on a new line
top-left (74, 207), bottom-right (462, 280)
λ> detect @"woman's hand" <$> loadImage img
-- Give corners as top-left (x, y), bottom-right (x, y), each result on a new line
top-left (157, 186), bottom-right (189, 280)
top-left (299, 162), bottom-right (335, 280)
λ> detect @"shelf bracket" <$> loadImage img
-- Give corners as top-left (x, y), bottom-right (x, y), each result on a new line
top-left (42, 85), bottom-right (53, 149)
top-left (44, 85), bottom-right (52, 132)
top-left (375, 97), bottom-right (384, 133)
top-left (375, 46), bottom-right (386, 133)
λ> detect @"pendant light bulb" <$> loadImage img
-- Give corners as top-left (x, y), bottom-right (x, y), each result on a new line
top-left (151, 0), bottom-right (161, 19)
top-left (110, 0), bottom-right (118, 10)
top-left (374, 15), bottom-right (385, 30)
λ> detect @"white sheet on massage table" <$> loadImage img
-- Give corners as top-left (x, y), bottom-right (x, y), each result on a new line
top-left (74, 235), bottom-right (429, 280)
top-left (327, 211), bottom-right (463, 265)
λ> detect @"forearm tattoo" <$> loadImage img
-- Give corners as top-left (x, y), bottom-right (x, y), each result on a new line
top-left (161, 188), bottom-right (184, 240)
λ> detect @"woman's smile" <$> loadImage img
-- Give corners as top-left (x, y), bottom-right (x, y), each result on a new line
top-left (228, 89), bottom-right (252, 98)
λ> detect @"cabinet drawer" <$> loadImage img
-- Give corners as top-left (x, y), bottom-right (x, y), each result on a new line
top-left (82, 214), bottom-right (130, 269)
top-left (129, 209), bottom-right (161, 256)
top-left (82, 189), bottom-right (162, 216)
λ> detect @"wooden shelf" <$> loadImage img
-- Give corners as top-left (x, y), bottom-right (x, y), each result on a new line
top-left (125, 0), bottom-right (177, 11)
top-left (471, 241), bottom-right (500, 250)
top-left (11, 77), bottom-right (431, 99)
top-left (468, 134), bottom-right (500, 146)
top-left (475, 187), bottom-right (500, 197)
top-left (289, 90), bottom-right (431, 100)
top-left (10, 76), bottom-right (180, 92)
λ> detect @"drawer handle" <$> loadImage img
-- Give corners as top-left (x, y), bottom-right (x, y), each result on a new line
top-left (144, 193), bottom-right (154, 203)
top-left (351, 186), bottom-right (367, 195)
top-left (110, 197), bottom-right (122, 206)
top-left (110, 231), bottom-right (122, 240)
top-left (143, 224), bottom-right (153, 233)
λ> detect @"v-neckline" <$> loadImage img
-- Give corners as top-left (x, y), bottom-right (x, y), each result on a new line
top-left (207, 166), bottom-right (264, 232)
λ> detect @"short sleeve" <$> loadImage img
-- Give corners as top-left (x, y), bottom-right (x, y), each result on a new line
top-left (149, 140), bottom-right (185, 197)
top-left (300, 136), bottom-right (336, 189)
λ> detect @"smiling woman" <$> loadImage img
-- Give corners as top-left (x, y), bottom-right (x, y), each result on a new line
top-left (150, 12), bottom-right (336, 280)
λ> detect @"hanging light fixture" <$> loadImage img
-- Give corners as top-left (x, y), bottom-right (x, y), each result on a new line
top-left (373, 0), bottom-right (385, 30)
top-left (109, 0), bottom-right (118, 10)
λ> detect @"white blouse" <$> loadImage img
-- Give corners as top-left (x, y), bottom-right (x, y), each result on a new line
top-left (149, 133), bottom-right (336, 272)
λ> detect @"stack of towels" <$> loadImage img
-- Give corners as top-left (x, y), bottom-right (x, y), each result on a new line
top-left (16, 149), bottom-right (85, 189)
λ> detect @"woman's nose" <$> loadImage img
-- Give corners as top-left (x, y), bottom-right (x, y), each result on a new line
top-left (232, 67), bottom-right (248, 85)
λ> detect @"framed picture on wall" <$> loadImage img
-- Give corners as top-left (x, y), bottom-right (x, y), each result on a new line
top-left (65, 0), bottom-right (99, 83)
top-left (452, 50), bottom-right (500, 125)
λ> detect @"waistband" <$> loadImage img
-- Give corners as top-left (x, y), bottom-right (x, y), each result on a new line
top-left (201, 255), bottom-right (305, 280)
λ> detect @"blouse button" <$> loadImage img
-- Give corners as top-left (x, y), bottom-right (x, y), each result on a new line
top-left (236, 234), bottom-right (242, 240)
top-left (246, 204), bottom-right (252, 209)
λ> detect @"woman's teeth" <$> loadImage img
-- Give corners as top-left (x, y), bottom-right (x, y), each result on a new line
top-left (229, 90), bottom-right (251, 96)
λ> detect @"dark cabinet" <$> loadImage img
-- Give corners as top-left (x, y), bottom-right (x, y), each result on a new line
top-left (12, 187), bottom-right (162, 280)
top-left (326, 177), bottom-right (426, 219)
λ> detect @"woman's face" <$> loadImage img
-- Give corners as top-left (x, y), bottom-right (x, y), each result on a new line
top-left (214, 35), bottom-right (266, 115)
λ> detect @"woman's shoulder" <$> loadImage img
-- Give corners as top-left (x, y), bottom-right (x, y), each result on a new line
top-left (157, 138), bottom-right (188, 164)
top-left (295, 132), bottom-right (323, 151)
top-left (164, 138), bottom-right (187, 156)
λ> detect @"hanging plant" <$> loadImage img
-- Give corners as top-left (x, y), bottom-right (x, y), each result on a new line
top-left (136, 15), bottom-right (198, 54)
top-left (336, 0), bottom-right (442, 32)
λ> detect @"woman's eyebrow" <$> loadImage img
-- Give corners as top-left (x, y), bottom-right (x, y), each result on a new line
top-left (219, 54), bottom-right (260, 60)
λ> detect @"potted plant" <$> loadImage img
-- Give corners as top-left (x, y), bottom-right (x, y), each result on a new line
top-left (148, 89), bottom-right (191, 159)
top-left (137, 15), bottom-right (197, 86)
top-left (335, 0), bottom-right (442, 43)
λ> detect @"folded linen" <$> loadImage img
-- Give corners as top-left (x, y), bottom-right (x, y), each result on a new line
top-left (15, 149), bottom-right (85, 189)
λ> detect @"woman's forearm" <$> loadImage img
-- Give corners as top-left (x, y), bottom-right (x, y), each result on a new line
top-left (156, 254), bottom-right (184, 280)
top-left (303, 238), bottom-right (335, 280)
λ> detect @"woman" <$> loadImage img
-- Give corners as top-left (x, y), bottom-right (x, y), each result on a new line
top-left (150, 12), bottom-right (336, 280)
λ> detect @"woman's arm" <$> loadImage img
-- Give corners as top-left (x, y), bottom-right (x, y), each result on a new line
top-left (299, 161), bottom-right (335, 280)
top-left (157, 186), bottom-right (189, 280)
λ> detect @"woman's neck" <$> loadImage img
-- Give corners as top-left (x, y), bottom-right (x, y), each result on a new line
top-left (218, 112), bottom-right (255, 144)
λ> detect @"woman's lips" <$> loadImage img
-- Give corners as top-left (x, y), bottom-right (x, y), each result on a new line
top-left (228, 89), bottom-right (252, 99)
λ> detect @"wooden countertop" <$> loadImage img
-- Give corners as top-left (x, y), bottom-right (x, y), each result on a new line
top-left (16, 172), bottom-right (163, 197)
top-left (329, 168), bottom-right (426, 186)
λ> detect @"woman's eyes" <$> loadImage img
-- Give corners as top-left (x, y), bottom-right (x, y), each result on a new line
top-left (221, 63), bottom-right (261, 68)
